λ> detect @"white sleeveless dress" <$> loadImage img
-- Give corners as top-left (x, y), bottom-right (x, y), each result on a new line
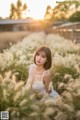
top-left (26, 64), bottom-right (59, 98)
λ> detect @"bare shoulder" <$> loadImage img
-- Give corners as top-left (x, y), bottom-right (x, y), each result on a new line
top-left (44, 70), bottom-right (51, 78)
top-left (29, 64), bottom-right (36, 73)
top-left (29, 64), bottom-right (35, 68)
top-left (43, 70), bottom-right (51, 83)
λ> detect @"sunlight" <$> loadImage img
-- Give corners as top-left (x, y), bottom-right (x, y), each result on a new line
top-left (23, 10), bottom-right (44, 20)
top-left (22, 9), bottom-right (45, 20)
top-left (26, 10), bottom-right (45, 20)
top-left (0, 0), bottom-right (64, 19)
top-left (23, 0), bottom-right (56, 20)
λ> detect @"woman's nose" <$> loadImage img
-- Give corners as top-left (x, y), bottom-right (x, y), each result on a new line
top-left (38, 55), bottom-right (41, 60)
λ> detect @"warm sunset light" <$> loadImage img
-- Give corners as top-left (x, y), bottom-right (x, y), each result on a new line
top-left (0, 0), bottom-right (64, 20)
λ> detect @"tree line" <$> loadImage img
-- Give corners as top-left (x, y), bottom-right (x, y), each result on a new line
top-left (45, 0), bottom-right (80, 22)
top-left (0, 0), bottom-right (80, 22)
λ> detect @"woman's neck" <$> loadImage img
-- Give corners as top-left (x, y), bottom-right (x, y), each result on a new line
top-left (35, 65), bottom-right (45, 72)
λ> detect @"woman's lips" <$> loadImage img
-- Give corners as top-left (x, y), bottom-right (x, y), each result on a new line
top-left (36, 61), bottom-right (41, 63)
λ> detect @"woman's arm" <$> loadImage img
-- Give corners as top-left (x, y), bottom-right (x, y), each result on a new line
top-left (43, 71), bottom-right (52, 94)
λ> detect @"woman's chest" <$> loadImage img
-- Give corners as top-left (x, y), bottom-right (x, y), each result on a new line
top-left (32, 74), bottom-right (45, 90)
top-left (33, 74), bottom-right (43, 83)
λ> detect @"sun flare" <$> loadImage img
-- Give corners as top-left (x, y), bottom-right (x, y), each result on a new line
top-left (22, 9), bottom-right (45, 20)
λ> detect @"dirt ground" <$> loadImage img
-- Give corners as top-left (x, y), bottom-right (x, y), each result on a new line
top-left (0, 31), bottom-right (30, 51)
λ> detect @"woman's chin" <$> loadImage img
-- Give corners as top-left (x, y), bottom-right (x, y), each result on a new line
top-left (36, 63), bottom-right (41, 66)
top-left (36, 62), bottom-right (42, 66)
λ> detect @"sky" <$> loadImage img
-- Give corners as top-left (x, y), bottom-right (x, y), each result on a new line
top-left (0, 0), bottom-right (64, 19)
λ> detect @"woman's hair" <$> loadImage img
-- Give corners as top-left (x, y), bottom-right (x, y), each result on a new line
top-left (34, 46), bottom-right (52, 70)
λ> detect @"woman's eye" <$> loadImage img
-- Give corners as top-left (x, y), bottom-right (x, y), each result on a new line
top-left (42, 55), bottom-right (46, 58)
top-left (36, 53), bottom-right (39, 56)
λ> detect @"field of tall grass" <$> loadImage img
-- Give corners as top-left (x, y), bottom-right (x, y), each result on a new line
top-left (0, 32), bottom-right (80, 120)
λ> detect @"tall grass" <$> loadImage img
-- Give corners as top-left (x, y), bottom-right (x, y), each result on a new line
top-left (0, 32), bottom-right (80, 120)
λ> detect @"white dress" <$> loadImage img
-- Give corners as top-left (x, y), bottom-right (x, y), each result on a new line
top-left (26, 64), bottom-right (59, 99)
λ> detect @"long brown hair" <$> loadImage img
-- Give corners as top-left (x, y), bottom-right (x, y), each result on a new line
top-left (34, 46), bottom-right (52, 70)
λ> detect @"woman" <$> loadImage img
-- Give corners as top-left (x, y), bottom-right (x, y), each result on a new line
top-left (26, 46), bottom-right (59, 99)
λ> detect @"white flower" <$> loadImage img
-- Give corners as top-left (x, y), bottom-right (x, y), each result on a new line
top-left (64, 74), bottom-right (72, 79)
top-left (30, 105), bottom-right (40, 111)
top-left (76, 111), bottom-right (80, 119)
top-left (19, 99), bottom-right (28, 107)
top-left (13, 91), bottom-right (21, 101)
top-left (14, 81), bottom-right (24, 92)
top-left (29, 112), bottom-right (38, 117)
top-left (44, 107), bottom-right (55, 116)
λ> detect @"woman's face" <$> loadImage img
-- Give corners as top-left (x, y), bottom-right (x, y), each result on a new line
top-left (35, 51), bottom-right (47, 66)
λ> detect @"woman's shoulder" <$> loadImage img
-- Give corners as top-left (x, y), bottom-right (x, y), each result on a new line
top-left (43, 70), bottom-right (51, 77)
top-left (29, 64), bottom-right (36, 72)
top-left (43, 70), bottom-right (51, 82)
top-left (29, 63), bottom-right (36, 68)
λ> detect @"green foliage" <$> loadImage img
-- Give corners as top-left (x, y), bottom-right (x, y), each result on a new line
top-left (51, 65), bottom-right (80, 93)
top-left (72, 94), bottom-right (80, 111)
top-left (0, 76), bottom-right (37, 119)
top-left (69, 11), bottom-right (80, 22)
top-left (62, 78), bottom-right (80, 114)
top-left (0, 49), bottom-right (33, 82)
top-left (12, 64), bottom-right (28, 82)
top-left (0, 62), bottom-right (28, 82)
top-left (44, 0), bottom-right (80, 22)
top-left (0, 75), bottom-right (53, 120)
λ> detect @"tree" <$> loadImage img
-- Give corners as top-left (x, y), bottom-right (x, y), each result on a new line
top-left (9, 3), bottom-right (16, 19)
top-left (44, 5), bottom-right (52, 20)
top-left (9, 0), bottom-right (27, 19)
top-left (44, 0), bottom-right (80, 22)
top-left (69, 11), bottom-right (80, 22)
